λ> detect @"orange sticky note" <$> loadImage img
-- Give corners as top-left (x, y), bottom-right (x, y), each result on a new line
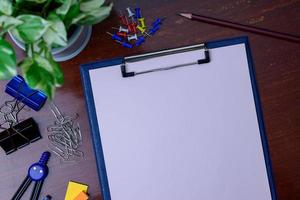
top-left (64, 181), bottom-right (88, 200)
top-left (74, 191), bottom-right (89, 200)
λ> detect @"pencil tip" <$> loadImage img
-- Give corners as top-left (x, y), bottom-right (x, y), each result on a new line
top-left (178, 13), bottom-right (192, 19)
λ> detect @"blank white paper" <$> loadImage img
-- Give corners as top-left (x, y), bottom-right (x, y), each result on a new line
top-left (89, 43), bottom-right (272, 200)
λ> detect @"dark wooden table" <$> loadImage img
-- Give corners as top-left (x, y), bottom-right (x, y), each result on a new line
top-left (0, 0), bottom-right (299, 199)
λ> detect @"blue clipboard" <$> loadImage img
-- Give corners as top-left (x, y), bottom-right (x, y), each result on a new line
top-left (80, 36), bottom-right (277, 200)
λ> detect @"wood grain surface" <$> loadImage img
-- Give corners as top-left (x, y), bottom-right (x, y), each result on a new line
top-left (0, 0), bottom-right (299, 199)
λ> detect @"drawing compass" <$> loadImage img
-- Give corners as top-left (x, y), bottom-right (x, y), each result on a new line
top-left (12, 152), bottom-right (51, 200)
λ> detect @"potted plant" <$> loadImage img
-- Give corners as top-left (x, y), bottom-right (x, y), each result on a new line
top-left (0, 0), bottom-right (112, 99)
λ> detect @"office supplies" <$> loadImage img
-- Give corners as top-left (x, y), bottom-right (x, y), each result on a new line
top-left (135, 7), bottom-right (142, 19)
top-left (108, 6), bottom-right (164, 48)
top-left (138, 18), bottom-right (146, 28)
top-left (0, 98), bottom-right (26, 129)
top-left (5, 75), bottom-right (47, 111)
top-left (127, 34), bottom-right (138, 41)
top-left (116, 40), bottom-right (134, 48)
top-left (113, 26), bottom-right (129, 33)
top-left (80, 37), bottom-right (276, 200)
top-left (127, 23), bottom-right (137, 33)
top-left (74, 191), bottom-right (89, 200)
top-left (106, 32), bottom-right (122, 42)
top-left (126, 7), bottom-right (135, 19)
top-left (12, 151), bottom-right (50, 200)
top-left (0, 118), bottom-right (41, 155)
top-left (137, 25), bottom-right (146, 34)
top-left (135, 36), bottom-right (145, 46)
top-left (42, 195), bottom-right (52, 200)
top-left (64, 181), bottom-right (88, 200)
top-left (47, 103), bottom-right (83, 162)
top-left (149, 25), bottom-right (160, 35)
top-left (118, 14), bottom-right (128, 25)
top-left (152, 18), bottom-right (165, 27)
top-left (117, 32), bottom-right (127, 38)
top-left (179, 13), bottom-right (300, 43)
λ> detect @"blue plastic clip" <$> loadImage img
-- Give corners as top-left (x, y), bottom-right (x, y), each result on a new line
top-left (5, 75), bottom-right (47, 111)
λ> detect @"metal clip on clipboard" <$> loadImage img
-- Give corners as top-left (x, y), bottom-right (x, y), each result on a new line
top-left (121, 43), bottom-right (210, 77)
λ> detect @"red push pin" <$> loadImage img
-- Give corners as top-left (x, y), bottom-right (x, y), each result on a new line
top-left (127, 23), bottom-right (137, 33)
top-left (117, 32), bottom-right (127, 38)
top-left (119, 15), bottom-right (129, 25)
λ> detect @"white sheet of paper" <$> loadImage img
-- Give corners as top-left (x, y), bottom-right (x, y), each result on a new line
top-left (89, 43), bottom-right (272, 200)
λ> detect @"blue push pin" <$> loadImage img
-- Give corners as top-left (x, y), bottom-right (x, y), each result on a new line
top-left (116, 40), bottom-right (134, 48)
top-left (107, 32), bottom-right (122, 42)
top-left (135, 7), bottom-right (142, 19)
top-left (152, 18), bottom-right (165, 27)
top-left (12, 152), bottom-right (51, 200)
top-left (135, 36), bottom-right (145, 46)
top-left (5, 75), bottom-right (47, 111)
top-left (149, 25), bottom-right (160, 35)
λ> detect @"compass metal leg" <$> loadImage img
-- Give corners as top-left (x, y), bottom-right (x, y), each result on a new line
top-left (11, 176), bottom-right (32, 200)
top-left (30, 180), bottom-right (44, 200)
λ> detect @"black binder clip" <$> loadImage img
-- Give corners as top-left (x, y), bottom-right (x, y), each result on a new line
top-left (0, 118), bottom-right (41, 155)
top-left (5, 75), bottom-right (47, 111)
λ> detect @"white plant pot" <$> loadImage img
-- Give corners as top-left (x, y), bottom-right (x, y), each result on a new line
top-left (9, 26), bottom-right (92, 62)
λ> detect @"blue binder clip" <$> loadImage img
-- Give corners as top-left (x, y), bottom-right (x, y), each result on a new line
top-left (5, 75), bottom-right (47, 111)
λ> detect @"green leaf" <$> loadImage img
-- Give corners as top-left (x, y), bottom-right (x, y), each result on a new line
top-left (11, 15), bottom-right (51, 43)
top-left (40, 41), bottom-right (64, 86)
top-left (55, 0), bottom-right (66, 3)
top-left (56, 0), bottom-right (74, 16)
top-left (0, 16), bottom-right (23, 32)
top-left (21, 54), bottom-right (57, 99)
top-left (16, 0), bottom-right (48, 3)
top-left (62, 3), bottom-right (80, 28)
top-left (0, 38), bottom-right (17, 79)
top-left (49, 56), bottom-right (64, 86)
top-left (0, 0), bottom-right (13, 16)
top-left (43, 13), bottom-right (67, 47)
top-left (71, 2), bottom-right (112, 25)
top-left (80, 0), bottom-right (105, 12)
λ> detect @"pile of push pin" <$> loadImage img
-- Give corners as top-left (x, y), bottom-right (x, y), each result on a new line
top-left (107, 7), bottom-right (165, 48)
